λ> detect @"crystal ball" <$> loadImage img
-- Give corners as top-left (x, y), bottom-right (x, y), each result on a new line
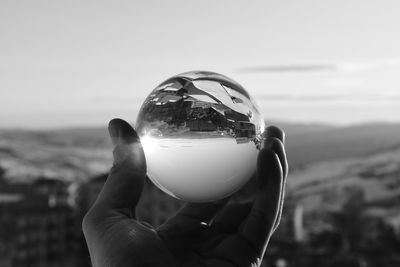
top-left (136, 71), bottom-right (265, 202)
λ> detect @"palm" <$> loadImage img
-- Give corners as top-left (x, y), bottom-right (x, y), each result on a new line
top-left (159, 227), bottom-right (256, 267)
top-left (106, 202), bottom-right (264, 266)
top-left (157, 202), bottom-right (263, 267)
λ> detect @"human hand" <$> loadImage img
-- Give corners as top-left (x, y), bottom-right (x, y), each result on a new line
top-left (82, 118), bottom-right (288, 267)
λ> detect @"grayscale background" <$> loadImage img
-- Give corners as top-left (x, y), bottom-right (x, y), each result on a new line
top-left (1, 1), bottom-right (400, 266)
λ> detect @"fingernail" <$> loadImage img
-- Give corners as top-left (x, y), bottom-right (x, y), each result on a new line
top-left (266, 126), bottom-right (285, 144)
top-left (109, 118), bottom-right (140, 144)
top-left (108, 125), bottom-right (119, 138)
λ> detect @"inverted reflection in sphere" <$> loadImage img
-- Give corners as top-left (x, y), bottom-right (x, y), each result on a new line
top-left (136, 71), bottom-right (265, 202)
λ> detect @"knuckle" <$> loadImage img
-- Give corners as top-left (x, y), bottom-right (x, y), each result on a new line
top-left (82, 210), bottom-right (95, 234)
top-left (266, 126), bottom-right (285, 141)
top-left (263, 137), bottom-right (284, 154)
top-left (81, 206), bottom-right (103, 235)
top-left (270, 137), bottom-right (284, 150)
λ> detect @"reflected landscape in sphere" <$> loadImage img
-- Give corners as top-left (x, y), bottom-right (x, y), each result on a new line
top-left (136, 71), bottom-right (265, 202)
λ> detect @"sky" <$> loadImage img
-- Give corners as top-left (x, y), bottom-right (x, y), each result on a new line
top-left (1, 0), bottom-right (400, 128)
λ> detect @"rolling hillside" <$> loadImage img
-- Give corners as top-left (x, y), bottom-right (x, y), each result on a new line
top-left (1, 121), bottom-right (399, 228)
top-left (1, 122), bottom-right (400, 181)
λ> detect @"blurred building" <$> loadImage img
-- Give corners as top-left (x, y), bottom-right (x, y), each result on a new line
top-left (0, 177), bottom-right (80, 267)
top-left (386, 212), bottom-right (400, 235)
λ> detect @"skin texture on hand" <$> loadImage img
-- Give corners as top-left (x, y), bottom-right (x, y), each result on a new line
top-left (82, 118), bottom-right (288, 267)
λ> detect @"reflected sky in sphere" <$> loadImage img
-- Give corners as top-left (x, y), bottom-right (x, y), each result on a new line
top-left (136, 71), bottom-right (265, 202)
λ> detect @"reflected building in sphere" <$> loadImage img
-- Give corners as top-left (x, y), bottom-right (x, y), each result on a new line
top-left (136, 71), bottom-right (265, 202)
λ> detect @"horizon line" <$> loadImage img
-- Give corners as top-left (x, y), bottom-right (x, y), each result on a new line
top-left (1, 120), bottom-right (400, 132)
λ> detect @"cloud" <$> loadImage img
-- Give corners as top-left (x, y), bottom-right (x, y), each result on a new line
top-left (238, 65), bottom-right (337, 73)
top-left (255, 93), bottom-right (400, 102)
top-left (238, 58), bottom-right (400, 74)
top-left (339, 58), bottom-right (400, 72)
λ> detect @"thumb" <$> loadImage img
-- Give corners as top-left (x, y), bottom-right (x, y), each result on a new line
top-left (94, 118), bottom-right (146, 218)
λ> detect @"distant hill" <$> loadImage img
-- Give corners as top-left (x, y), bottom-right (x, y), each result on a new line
top-left (0, 127), bottom-right (112, 182)
top-left (269, 120), bottom-right (335, 136)
top-left (284, 122), bottom-right (400, 167)
top-left (286, 139), bottom-right (400, 230)
top-left (1, 122), bottom-right (400, 181)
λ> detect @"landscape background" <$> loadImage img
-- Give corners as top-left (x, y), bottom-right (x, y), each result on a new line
top-left (2, 0), bottom-right (400, 266)
top-left (1, 120), bottom-right (399, 266)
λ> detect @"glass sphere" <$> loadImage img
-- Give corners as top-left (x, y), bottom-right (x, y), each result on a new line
top-left (136, 71), bottom-right (265, 202)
